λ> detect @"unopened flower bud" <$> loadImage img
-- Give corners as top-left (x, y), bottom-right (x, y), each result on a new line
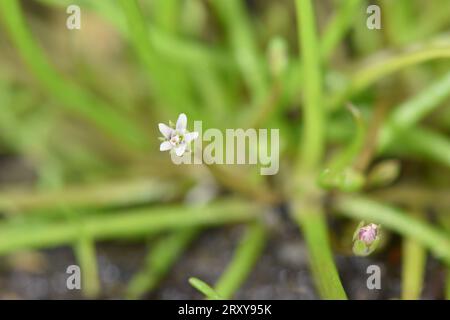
top-left (352, 221), bottom-right (381, 256)
top-left (358, 223), bottom-right (378, 245)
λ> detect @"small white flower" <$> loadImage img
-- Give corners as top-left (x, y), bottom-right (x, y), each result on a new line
top-left (158, 113), bottom-right (199, 157)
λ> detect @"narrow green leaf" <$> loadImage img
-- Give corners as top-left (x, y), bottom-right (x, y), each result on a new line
top-left (189, 277), bottom-right (222, 300)
top-left (214, 222), bottom-right (267, 299)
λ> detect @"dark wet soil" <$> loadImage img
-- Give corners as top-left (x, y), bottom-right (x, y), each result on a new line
top-left (0, 214), bottom-right (445, 300)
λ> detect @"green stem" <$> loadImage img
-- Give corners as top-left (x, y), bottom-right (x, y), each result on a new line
top-left (292, 205), bottom-right (347, 299)
top-left (0, 200), bottom-right (259, 256)
top-left (296, 0), bottom-right (325, 169)
top-left (214, 222), bottom-right (267, 299)
top-left (126, 228), bottom-right (199, 299)
top-left (293, 0), bottom-right (346, 299)
top-left (402, 233), bottom-right (426, 300)
top-left (401, 211), bottom-right (427, 300)
top-left (336, 195), bottom-right (450, 265)
top-left (74, 231), bottom-right (100, 298)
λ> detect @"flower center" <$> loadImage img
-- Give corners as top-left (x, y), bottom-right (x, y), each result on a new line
top-left (170, 133), bottom-right (184, 146)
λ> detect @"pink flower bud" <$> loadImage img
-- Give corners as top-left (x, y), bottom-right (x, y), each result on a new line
top-left (358, 223), bottom-right (378, 245)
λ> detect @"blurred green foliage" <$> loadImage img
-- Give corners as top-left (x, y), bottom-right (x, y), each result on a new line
top-left (0, 0), bottom-right (449, 300)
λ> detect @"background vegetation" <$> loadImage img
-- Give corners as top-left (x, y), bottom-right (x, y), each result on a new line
top-left (0, 0), bottom-right (449, 299)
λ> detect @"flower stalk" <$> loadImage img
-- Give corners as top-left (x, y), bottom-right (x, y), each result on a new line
top-left (293, 0), bottom-right (347, 299)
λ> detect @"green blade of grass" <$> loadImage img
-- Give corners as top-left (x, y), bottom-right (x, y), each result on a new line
top-left (292, 203), bottom-right (348, 299)
top-left (380, 0), bottom-right (415, 45)
top-left (211, 0), bottom-right (268, 106)
top-left (328, 39), bottom-right (450, 111)
top-left (296, 0), bottom-right (325, 169)
top-left (352, 44), bottom-right (450, 93)
top-left (321, 0), bottom-right (362, 60)
top-left (350, 2), bottom-right (382, 55)
top-left (0, 179), bottom-right (185, 214)
top-left (390, 70), bottom-right (450, 128)
top-left (417, 1), bottom-right (450, 40)
top-left (381, 126), bottom-right (450, 167)
top-left (74, 230), bottom-right (101, 298)
top-left (0, 200), bottom-right (259, 256)
top-left (126, 228), bottom-right (199, 299)
top-left (148, 27), bottom-right (234, 71)
top-left (369, 71), bottom-right (450, 166)
top-left (189, 277), bottom-right (222, 300)
top-left (294, 0), bottom-right (347, 299)
top-left (118, 0), bottom-right (197, 118)
top-left (214, 222), bottom-right (267, 299)
top-left (0, 0), bottom-right (147, 149)
top-left (151, 0), bottom-right (179, 32)
top-left (38, 0), bottom-right (234, 71)
top-left (402, 231), bottom-right (426, 300)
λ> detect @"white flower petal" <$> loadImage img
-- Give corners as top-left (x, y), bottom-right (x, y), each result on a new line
top-left (176, 113), bottom-right (187, 132)
top-left (184, 131), bottom-right (199, 143)
top-left (174, 143), bottom-right (187, 156)
top-left (160, 141), bottom-right (173, 151)
top-left (158, 123), bottom-right (174, 139)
